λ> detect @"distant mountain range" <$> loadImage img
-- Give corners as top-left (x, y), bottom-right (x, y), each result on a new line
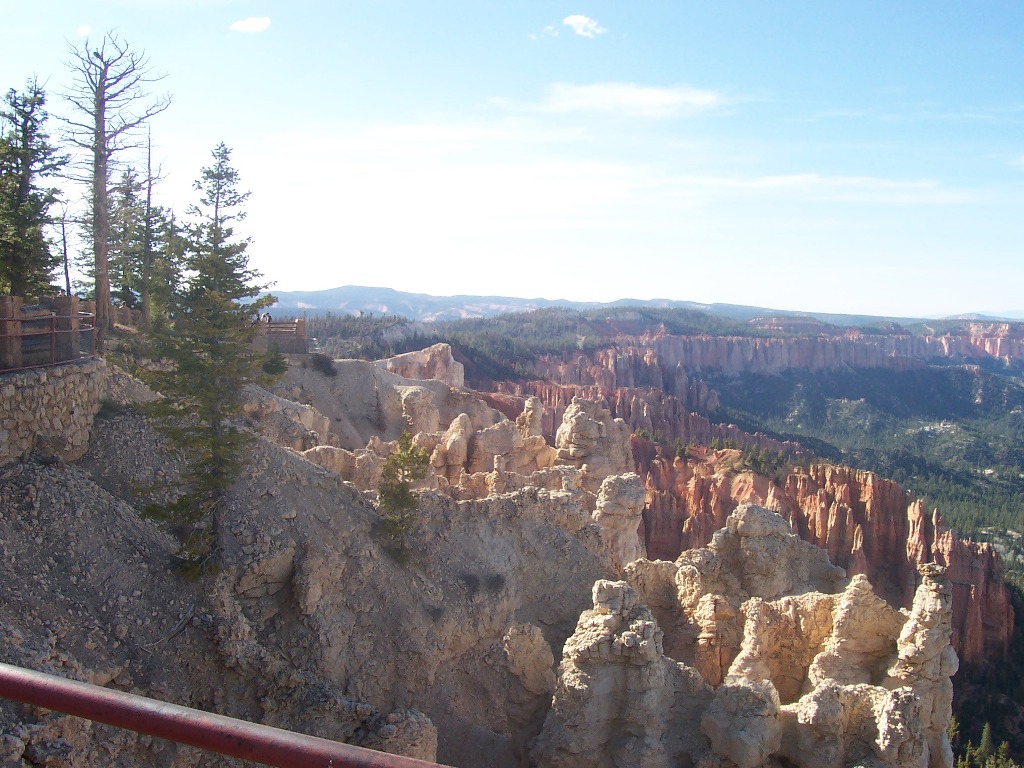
top-left (266, 285), bottom-right (1023, 326)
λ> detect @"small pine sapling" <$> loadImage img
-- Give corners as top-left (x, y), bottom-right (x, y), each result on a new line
top-left (377, 430), bottom-right (430, 562)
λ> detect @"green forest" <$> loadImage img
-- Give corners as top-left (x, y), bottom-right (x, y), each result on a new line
top-left (706, 367), bottom-right (1024, 583)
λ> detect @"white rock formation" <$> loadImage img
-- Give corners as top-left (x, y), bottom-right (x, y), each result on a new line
top-left (301, 443), bottom-right (385, 490)
top-left (531, 580), bottom-right (714, 768)
top-left (375, 342), bottom-right (465, 388)
top-left (279, 353), bottom-right (644, 510)
top-left (503, 624), bottom-right (556, 697)
top-left (880, 562), bottom-right (959, 768)
top-left (515, 396), bottom-right (545, 439)
top-left (554, 397), bottom-right (632, 494)
top-left (536, 504), bottom-right (959, 768)
top-left (592, 473), bottom-right (647, 573)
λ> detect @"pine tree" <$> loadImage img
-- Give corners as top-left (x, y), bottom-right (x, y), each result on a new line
top-left (377, 430), bottom-right (431, 562)
top-left (0, 79), bottom-right (66, 296)
top-left (978, 722), bottom-right (994, 762)
top-left (143, 143), bottom-right (272, 570)
top-left (106, 157), bottom-right (183, 320)
top-left (108, 166), bottom-right (145, 307)
top-left (145, 209), bottom-right (186, 323)
top-left (138, 131), bottom-right (169, 325)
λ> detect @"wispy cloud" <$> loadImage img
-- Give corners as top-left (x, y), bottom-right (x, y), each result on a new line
top-left (796, 102), bottom-right (1024, 125)
top-left (563, 14), bottom-right (606, 38)
top-left (528, 24), bottom-right (559, 40)
top-left (1012, 156), bottom-right (1024, 170)
top-left (495, 82), bottom-right (727, 118)
top-left (229, 16), bottom-right (271, 33)
top-left (655, 173), bottom-right (971, 205)
top-left (76, 24), bottom-right (92, 37)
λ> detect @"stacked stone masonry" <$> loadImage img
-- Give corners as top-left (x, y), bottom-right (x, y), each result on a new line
top-left (0, 358), bottom-right (106, 465)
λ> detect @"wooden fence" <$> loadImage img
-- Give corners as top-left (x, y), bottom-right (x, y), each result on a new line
top-left (254, 318), bottom-right (309, 354)
top-left (1, 296), bottom-right (310, 370)
top-left (0, 296), bottom-right (97, 372)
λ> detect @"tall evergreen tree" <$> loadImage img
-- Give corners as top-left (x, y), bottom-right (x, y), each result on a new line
top-left (144, 143), bottom-right (273, 569)
top-left (978, 723), bottom-right (995, 762)
top-left (108, 166), bottom-right (145, 306)
top-left (105, 136), bottom-right (182, 323)
top-left (145, 208), bottom-right (185, 323)
top-left (0, 79), bottom-right (66, 296)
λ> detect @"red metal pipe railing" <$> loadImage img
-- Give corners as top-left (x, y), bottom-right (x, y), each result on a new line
top-left (0, 311), bottom-right (96, 373)
top-left (0, 662), bottom-right (445, 768)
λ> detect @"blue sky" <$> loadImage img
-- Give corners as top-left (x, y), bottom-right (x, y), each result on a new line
top-left (3, 1), bottom-right (1023, 317)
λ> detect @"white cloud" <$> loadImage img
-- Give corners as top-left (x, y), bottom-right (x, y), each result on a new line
top-left (1013, 156), bottom-right (1024, 170)
top-left (229, 17), bottom-right (271, 33)
top-left (76, 25), bottom-right (92, 37)
top-left (499, 82), bottom-right (727, 118)
top-left (529, 24), bottom-right (559, 40)
top-left (563, 14), bottom-right (606, 38)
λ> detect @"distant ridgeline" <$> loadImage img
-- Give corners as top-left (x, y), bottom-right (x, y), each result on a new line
top-left (269, 284), bottom-right (1024, 326)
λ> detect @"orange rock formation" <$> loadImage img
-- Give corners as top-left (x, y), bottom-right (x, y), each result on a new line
top-left (634, 444), bottom-right (1013, 667)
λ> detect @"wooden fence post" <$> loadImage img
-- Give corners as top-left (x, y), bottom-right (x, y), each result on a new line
top-left (48, 295), bottom-right (81, 362)
top-left (0, 296), bottom-right (24, 370)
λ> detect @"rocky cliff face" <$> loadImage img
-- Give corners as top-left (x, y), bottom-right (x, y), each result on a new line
top-left (489, 381), bottom-right (795, 457)
top-left (647, 334), bottom-right (927, 374)
top-left (521, 324), bottom-right (1024, 387)
top-left (850, 323), bottom-right (1024, 366)
top-left (528, 347), bottom-right (721, 408)
top-left (3, 394), bottom-right (621, 768)
top-left (376, 342), bottom-right (466, 388)
top-left (285, 348), bottom-right (1012, 676)
top-left (3, 344), bottom-right (1007, 767)
top-left (534, 506), bottom-right (959, 768)
top-left (517, 336), bottom-right (923, 396)
top-left (0, 454), bottom-right (443, 766)
top-left (636, 446), bottom-right (1013, 667)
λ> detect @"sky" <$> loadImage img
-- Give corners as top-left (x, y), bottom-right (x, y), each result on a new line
top-left (2, 1), bottom-right (1024, 318)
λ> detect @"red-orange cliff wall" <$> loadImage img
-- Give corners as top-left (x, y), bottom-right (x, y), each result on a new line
top-left (524, 336), bottom-right (924, 395)
top-left (850, 323), bottom-right (1024, 364)
top-left (635, 442), bottom-right (1013, 666)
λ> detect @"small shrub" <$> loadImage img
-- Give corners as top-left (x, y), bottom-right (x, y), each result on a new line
top-left (96, 398), bottom-right (130, 420)
top-left (308, 353), bottom-right (337, 377)
top-left (427, 605), bottom-right (445, 622)
top-left (461, 573), bottom-right (480, 599)
top-left (262, 344), bottom-right (288, 375)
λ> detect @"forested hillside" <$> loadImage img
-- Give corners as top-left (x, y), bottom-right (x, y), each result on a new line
top-left (708, 367), bottom-right (1024, 578)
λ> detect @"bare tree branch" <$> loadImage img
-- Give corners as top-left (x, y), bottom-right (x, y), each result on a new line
top-left (60, 30), bottom-right (171, 347)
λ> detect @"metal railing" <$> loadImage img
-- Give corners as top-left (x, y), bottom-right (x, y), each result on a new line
top-left (0, 311), bottom-right (97, 372)
top-left (0, 662), bottom-right (445, 768)
top-left (1, 296), bottom-right (98, 373)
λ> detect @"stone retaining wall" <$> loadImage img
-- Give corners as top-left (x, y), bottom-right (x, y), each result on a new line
top-left (0, 358), bottom-right (106, 464)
